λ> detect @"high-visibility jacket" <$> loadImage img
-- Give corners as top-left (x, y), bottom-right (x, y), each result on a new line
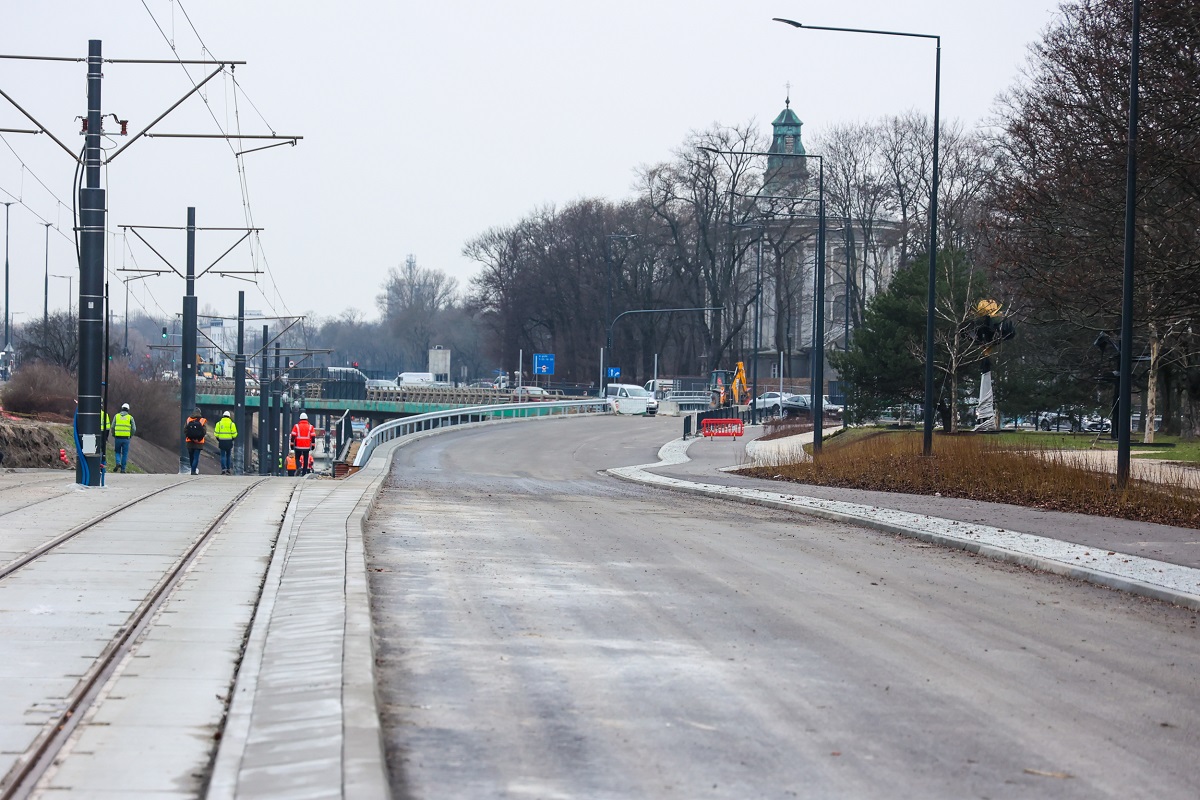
top-left (185, 416), bottom-right (207, 445)
top-left (307, 453), bottom-right (314, 469)
top-left (214, 417), bottom-right (238, 440)
top-left (113, 411), bottom-right (135, 438)
top-left (291, 420), bottom-right (316, 449)
top-left (100, 410), bottom-right (110, 431)
top-left (286, 454), bottom-right (297, 471)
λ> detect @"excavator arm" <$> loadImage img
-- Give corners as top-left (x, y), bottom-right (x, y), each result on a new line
top-left (731, 362), bottom-right (749, 405)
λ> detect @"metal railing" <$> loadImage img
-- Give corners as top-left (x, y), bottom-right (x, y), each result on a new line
top-left (352, 399), bottom-right (610, 467)
top-left (663, 391), bottom-right (712, 412)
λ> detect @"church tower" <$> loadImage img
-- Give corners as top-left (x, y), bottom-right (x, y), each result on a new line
top-left (765, 92), bottom-right (809, 193)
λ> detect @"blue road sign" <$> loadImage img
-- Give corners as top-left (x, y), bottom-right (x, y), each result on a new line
top-left (533, 353), bottom-right (555, 375)
top-left (607, 366), bottom-right (621, 379)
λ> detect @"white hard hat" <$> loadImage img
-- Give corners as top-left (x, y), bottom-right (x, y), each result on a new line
top-left (121, 403), bottom-right (130, 410)
top-left (223, 411), bottom-right (231, 418)
top-left (299, 412), bottom-right (308, 420)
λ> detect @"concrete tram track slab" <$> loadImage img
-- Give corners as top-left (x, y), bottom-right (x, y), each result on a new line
top-left (0, 476), bottom-right (292, 797)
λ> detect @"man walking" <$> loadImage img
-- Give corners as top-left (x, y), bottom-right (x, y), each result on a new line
top-left (214, 410), bottom-right (238, 475)
top-left (112, 403), bottom-right (135, 473)
top-left (184, 407), bottom-right (207, 475)
top-left (99, 406), bottom-right (110, 469)
top-left (290, 411), bottom-right (316, 477)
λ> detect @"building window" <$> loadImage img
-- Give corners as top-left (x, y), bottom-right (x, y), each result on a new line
top-left (784, 135), bottom-right (794, 153)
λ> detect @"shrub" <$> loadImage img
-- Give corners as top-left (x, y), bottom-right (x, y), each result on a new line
top-left (1, 363), bottom-right (76, 418)
top-left (741, 430), bottom-right (1200, 529)
top-left (2, 361), bottom-right (182, 451)
top-left (103, 363), bottom-right (182, 450)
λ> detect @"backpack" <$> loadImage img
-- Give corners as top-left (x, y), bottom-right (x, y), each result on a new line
top-left (185, 418), bottom-right (206, 442)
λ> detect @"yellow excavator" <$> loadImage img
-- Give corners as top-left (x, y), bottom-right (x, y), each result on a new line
top-left (709, 362), bottom-right (749, 408)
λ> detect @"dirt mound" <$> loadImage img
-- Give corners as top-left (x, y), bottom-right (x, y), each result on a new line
top-left (0, 417), bottom-right (72, 469)
top-left (0, 416), bottom-right (223, 475)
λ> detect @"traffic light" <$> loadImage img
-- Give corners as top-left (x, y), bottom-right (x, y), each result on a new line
top-left (161, 326), bottom-right (168, 339)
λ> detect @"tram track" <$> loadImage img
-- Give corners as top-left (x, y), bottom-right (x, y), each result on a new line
top-left (0, 475), bottom-right (68, 494)
top-left (0, 478), bottom-right (269, 800)
top-left (0, 479), bottom-right (81, 517)
top-left (0, 480), bottom-right (194, 581)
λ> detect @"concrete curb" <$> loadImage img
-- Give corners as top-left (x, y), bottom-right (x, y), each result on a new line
top-left (341, 444), bottom-right (398, 799)
top-left (609, 438), bottom-right (1200, 613)
top-left (207, 484), bottom-right (302, 799)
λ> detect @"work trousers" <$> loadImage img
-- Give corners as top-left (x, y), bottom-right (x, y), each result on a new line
top-left (114, 437), bottom-right (130, 470)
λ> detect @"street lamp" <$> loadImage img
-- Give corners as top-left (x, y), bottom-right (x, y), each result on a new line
top-left (697, 144), bottom-right (828, 450)
top-left (604, 233), bottom-right (638, 388)
top-left (608, 307), bottom-right (721, 389)
top-left (1116, 0), bottom-right (1142, 489)
top-left (2, 201), bottom-right (13, 352)
top-left (52, 273), bottom-right (73, 315)
top-left (775, 17), bottom-right (941, 456)
top-left (735, 222), bottom-right (766, 425)
top-left (42, 222), bottom-right (53, 330)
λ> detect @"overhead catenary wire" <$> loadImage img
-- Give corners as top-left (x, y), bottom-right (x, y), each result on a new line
top-left (140, 0), bottom-right (293, 321)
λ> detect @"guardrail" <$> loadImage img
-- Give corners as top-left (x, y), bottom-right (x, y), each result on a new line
top-left (664, 391), bottom-right (712, 412)
top-left (352, 399), bottom-right (610, 467)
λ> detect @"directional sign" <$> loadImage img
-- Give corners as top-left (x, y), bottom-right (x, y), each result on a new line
top-left (607, 366), bottom-right (621, 379)
top-left (533, 353), bottom-right (555, 375)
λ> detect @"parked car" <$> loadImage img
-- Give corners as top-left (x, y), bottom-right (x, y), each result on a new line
top-left (822, 396), bottom-right (845, 417)
top-left (605, 383), bottom-right (658, 415)
top-left (781, 393), bottom-right (812, 418)
top-left (1038, 411), bottom-right (1081, 432)
top-left (1130, 413), bottom-right (1162, 432)
top-left (753, 391), bottom-right (787, 415)
top-left (511, 386), bottom-right (549, 402)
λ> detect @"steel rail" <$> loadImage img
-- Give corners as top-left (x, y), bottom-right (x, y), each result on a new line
top-left (0, 478), bottom-right (268, 799)
top-left (0, 481), bottom-right (191, 580)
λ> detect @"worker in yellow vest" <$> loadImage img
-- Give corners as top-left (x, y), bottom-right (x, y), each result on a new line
top-left (214, 411), bottom-right (238, 475)
top-left (112, 403), bottom-right (136, 473)
top-left (99, 407), bottom-right (110, 469)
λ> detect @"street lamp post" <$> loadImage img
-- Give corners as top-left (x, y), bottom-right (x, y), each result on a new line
top-left (2, 201), bottom-right (13, 352)
top-left (604, 233), bottom-right (638, 388)
top-left (1116, 0), bottom-right (1142, 489)
top-left (42, 222), bottom-right (52, 330)
top-left (735, 222), bottom-right (766, 425)
top-left (608, 307), bottom-right (721, 386)
top-left (697, 144), bottom-right (827, 449)
top-left (52, 274), bottom-right (72, 314)
top-left (774, 17), bottom-right (941, 456)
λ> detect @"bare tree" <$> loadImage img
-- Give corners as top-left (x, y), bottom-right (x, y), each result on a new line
top-left (16, 312), bottom-right (78, 372)
top-left (988, 0), bottom-right (1200, 437)
top-left (378, 255), bottom-right (459, 372)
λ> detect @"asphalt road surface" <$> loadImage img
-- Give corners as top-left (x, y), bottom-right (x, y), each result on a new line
top-left (366, 415), bottom-right (1199, 799)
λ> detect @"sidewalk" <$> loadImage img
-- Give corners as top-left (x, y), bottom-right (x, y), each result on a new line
top-left (208, 449), bottom-right (396, 799)
top-left (611, 427), bottom-right (1200, 611)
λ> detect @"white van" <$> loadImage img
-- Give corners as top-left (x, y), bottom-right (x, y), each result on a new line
top-left (605, 384), bottom-right (659, 416)
top-left (644, 379), bottom-right (677, 399)
top-left (396, 371), bottom-right (435, 385)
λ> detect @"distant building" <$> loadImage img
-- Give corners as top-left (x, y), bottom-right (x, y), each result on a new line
top-left (744, 97), bottom-right (902, 399)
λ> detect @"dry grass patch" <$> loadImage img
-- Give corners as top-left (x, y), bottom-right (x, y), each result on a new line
top-left (739, 430), bottom-right (1200, 529)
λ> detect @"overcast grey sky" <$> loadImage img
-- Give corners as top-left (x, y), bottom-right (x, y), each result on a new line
top-left (1, 0), bottom-right (1062, 329)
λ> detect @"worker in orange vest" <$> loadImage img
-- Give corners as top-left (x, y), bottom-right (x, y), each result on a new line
top-left (285, 451), bottom-right (297, 477)
top-left (290, 411), bottom-right (317, 477)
